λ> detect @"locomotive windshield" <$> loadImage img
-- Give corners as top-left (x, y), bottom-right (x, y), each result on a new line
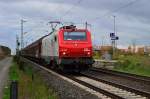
top-left (64, 32), bottom-right (86, 40)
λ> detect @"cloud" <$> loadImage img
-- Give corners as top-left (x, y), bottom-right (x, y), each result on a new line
top-left (0, 0), bottom-right (150, 53)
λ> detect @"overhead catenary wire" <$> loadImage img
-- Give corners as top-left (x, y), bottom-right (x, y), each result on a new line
top-left (59, 0), bottom-right (140, 26)
top-left (23, 0), bottom-right (140, 47)
top-left (45, 0), bottom-right (85, 29)
top-left (54, 2), bottom-right (63, 12)
top-left (22, 20), bottom-right (50, 46)
top-left (24, 0), bottom-right (140, 32)
top-left (60, 0), bottom-right (83, 20)
top-left (90, 0), bottom-right (140, 22)
top-left (43, 1), bottom-right (90, 42)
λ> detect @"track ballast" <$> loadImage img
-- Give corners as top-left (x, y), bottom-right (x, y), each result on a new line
top-left (20, 57), bottom-right (149, 99)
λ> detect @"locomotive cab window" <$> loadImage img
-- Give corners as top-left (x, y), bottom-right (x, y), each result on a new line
top-left (54, 35), bottom-right (57, 42)
top-left (64, 32), bottom-right (87, 40)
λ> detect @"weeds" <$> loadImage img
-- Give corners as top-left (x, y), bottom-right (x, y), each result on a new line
top-left (114, 55), bottom-right (150, 77)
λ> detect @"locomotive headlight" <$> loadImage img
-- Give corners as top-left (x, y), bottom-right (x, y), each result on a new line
top-left (63, 52), bottom-right (66, 55)
top-left (87, 52), bottom-right (90, 55)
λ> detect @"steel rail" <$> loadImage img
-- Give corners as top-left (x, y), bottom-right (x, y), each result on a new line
top-left (81, 71), bottom-right (150, 98)
top-left (91, 67), bottom-right (150, 82)
top-left (66, 75), bottom-right (124, 99)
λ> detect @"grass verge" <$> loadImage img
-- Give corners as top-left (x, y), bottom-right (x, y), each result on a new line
top-left (3, 59), bottom-right (58, 99)
top-left (114, 55), bottom-right (150, 77)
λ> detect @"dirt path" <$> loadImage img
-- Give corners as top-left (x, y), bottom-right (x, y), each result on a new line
top-left (0, 57), bottom-right (12, 99)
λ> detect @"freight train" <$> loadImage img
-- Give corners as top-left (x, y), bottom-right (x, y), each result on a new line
top-left (21, 25), bottom-right (94, 72)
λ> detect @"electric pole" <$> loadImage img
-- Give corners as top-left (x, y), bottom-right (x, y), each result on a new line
top-left (16, 35), bottom-right (20, 55)
top-left (110, 16), bottom-right (119, 59)
top-left (132, 39), bottom-right (136, 53)
top-left (113, 16), bottom-right (116, 57)
top-left (21, 19), bottom-right (26, 49)
top-left (101, 36), bottom-right (104, 46)
top-left (113, 16), bottom-right (116, 34)
top-left (85, 22), bottom-right (88, 29)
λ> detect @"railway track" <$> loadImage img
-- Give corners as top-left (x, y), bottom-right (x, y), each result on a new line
top-left (89, 68), bottom-right (150, 93)
top-left (66, 75), bottom-right (124, 99)
top-left (91, 67), bottom-right (150, 83)
top-left (21, 57), bottom-right (149, 99)
top-left (80, 67), bottom-right (150, 98)
top-left (69, 75), bottom-right (148, 99)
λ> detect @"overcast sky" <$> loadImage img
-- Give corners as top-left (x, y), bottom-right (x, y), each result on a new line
top-left (0, 0), bottom-right (150, 53)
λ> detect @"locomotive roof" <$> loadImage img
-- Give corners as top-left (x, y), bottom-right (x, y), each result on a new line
top-left (22, 25), bottom-right (89, 51)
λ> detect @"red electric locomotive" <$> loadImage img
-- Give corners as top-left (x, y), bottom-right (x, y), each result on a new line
top-left (22, 25), bottom-right (94, 72)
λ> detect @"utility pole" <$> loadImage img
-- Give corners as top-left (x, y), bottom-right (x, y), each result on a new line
top-left (113, 16), bottom-right (116, 57)
top-left (85, 22), bottom-right (88, 29)
top-left (113, 16), bottom-right (116, 36)
top-left (101, 36), bottom-right (104, 46)
top-left (16, 35), bottom-right (20, 55)
top-left (21, 20), bottom-right (23, 49)
top-left (21, 19), bottom-right (26, 49)
top-left (110, 16), bottom-right (119, 59)
top-left (132, 39), bottom-right (136, 53)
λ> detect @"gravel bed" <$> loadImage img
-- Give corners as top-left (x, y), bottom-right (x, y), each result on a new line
top-left (75, 76), bottom-right (146, 99)
top-left (21, 59), bottom-right (101, 99)
top-left (84, 70), bottom-right (150, 93)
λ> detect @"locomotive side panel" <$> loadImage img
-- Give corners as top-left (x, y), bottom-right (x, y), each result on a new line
top-left (41, 31), bottom-right (59, 64)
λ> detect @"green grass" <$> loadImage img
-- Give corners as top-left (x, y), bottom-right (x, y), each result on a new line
top-left (9, 63), bottom-right (19, 80)
top-left (2, 86), bottom-right (9, 99)
top-left (3, 60), bottom-right (58, 99)
top-left (93, 52), bottom-right (101, 59)
top-left (19, 65), bottom-right (58, 99)
top-left (3, 62), bottom-right (18, 99)
top-left (114, 55), bottom-right (150, 77)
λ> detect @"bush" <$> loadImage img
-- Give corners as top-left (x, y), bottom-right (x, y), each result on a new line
top-left (114, 55), bottom-right (150, 77)
top-left (93, 51), bottom-right (101, 59)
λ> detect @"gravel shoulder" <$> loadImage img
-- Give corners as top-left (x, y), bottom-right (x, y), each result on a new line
top-left (0, 57), bottom-right (12, 98)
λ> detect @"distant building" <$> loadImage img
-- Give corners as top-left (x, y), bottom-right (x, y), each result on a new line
top-left (0, 46), bottom-right (5, 57)
top-left (137, 47), bottom-right (144, 54)
top-left (0, 46), bottom-right (3, 55)
top-left (94, 44), bottom-right (150, 55)
top-left (126, 45), bottom-right (150, 55)
top-left (128, 46), bottom-right (137, 53)
top-left (119, 49), bottom-right (128, 54)
top-left (100, 46), bottom-right (112, 54)
top-left (0, 46), bottom-right (11, 56)
top-left (144, 46), bottom-right (150, 54)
